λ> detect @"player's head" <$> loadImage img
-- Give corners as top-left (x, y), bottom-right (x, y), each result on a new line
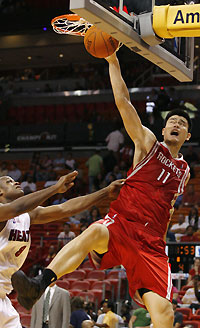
top-left (162, 109), bottom-right (191, 147)
top-left (0, 176), bottom-right (23, 202)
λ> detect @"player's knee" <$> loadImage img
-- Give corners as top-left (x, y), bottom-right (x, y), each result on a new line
top-left (88, 223), bottom-right (108, 242)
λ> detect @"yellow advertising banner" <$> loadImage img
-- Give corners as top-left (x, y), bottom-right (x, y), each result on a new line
top-left (153, 4), bottom-right (200, 38)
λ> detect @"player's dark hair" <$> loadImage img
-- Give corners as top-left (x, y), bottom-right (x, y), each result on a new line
top-left (164, 109), bottom-right (192, 132)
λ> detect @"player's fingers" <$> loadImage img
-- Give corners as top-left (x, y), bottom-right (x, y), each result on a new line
top-left (64, 171), bottom-right (78, 181)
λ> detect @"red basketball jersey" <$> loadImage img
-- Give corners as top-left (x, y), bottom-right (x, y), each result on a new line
top-left (110, 141), bottom-right (190, 237)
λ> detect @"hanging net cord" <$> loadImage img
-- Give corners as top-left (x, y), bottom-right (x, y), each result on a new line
top-left (52, 16), bottom-right (92, 36)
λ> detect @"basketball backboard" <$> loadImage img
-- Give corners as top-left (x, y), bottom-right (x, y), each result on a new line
top-left (70, 0), bottom-right (194, 82)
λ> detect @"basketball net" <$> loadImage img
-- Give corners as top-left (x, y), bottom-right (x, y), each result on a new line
top-left (51, 14), bottom-right (92, 36)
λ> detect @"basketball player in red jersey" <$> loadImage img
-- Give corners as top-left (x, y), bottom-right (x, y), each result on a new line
top-left (12, 53), bottom-right (191, 328)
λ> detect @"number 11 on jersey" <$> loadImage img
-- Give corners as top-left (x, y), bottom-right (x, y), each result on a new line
top-left (157, 169), bottom-right (170, 184)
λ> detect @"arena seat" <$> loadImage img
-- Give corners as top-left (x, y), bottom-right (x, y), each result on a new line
top-left (90, 289), bottom-right (103, 306)
top-left (63, 269), bottom-right (86, 280)
top-left (191, 315), bottom-right (200, 321)
top-left (20, 314), bottom-right (31, 327)
top-left (15, 303), bottom-right (31, 315)
top-left (81, 260), bottom-right (93, 269)
top-left (196, 309), bottom-right (200, 315)
top-left (70, 280), bottom-right (90, 291)
top-left (87, 270), bottom-right (105, 280)
top-left (106, 270), bottom-right (119, 279)
top-left (78, 291), bottom-right (95, 302)
top-left (176, 307), bottom-right (192, 320)
top-left (56, 280), bottom-right (70, 290)
top-left (182, 320), bottom-right (200, 328)
top-left (181, 285), bottom-right (193, 292)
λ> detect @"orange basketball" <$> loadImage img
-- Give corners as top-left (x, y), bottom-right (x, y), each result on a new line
top-left (84, 26), bottom-right (119, 58)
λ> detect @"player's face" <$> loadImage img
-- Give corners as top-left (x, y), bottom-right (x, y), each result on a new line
top-left (162, 115), bottom-right (191, 146)
top-left (0, 176), bottom-right (24, 201)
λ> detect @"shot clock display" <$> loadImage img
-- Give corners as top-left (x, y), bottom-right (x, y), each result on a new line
top-left (166, 243), bottom-right (200, 273)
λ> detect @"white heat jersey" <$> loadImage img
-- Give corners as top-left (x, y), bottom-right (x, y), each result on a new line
top-left (0, 213), bottom-right (31, 296)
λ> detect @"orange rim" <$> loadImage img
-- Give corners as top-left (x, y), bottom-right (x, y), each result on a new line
top-left (51, 14), bottom-right (81, 25)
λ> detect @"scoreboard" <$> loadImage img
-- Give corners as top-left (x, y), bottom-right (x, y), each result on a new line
top-left (166, 243), bottom-right (200, 273)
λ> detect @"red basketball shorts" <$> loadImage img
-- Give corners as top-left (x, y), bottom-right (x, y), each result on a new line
top-left (89, 211), bottom-right (173, 308)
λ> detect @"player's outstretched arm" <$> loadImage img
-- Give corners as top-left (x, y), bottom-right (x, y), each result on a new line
top-left (105, 53), bottom-right (156, 150)
top-left (0, 171), bottom-right (78, 222)
top-left (30, 179), bottom-right (125, 224)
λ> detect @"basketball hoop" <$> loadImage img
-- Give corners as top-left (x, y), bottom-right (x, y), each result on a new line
top-left (51, 14), bottom-right (92, 36)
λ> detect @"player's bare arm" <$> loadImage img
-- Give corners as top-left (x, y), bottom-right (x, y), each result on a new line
top-left (105, 53), bottom-right (156, 163)
top-left (0, 171), bottom-right (78, 222)
top-left (30, 179), bottom-right (125, 224)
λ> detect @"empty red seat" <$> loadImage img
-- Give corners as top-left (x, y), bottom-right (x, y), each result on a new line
top-left (181, 285), bottom-right (193, 292)
top-left (64, 269), bottom-right (86, 280)
top-left (191, 315), bottom-right (200, 321)
top-left (182, 320), bottom-right (200, 328)
top-left (20, 314), bottom-right (31, 327)
top-left (106, 270), bottom-right (119, 279)
top-left (176, 308), bottom-right (192, 320)
top-left (56, 280), bottom-right (70, 290)
top-left (91, 280), bottom-right (111, 291)
top-left (87, 270), bottom-right (105, 280)
top-left (78, 291), bottom-right (95, 302)
top-left (90, 289), bottom-right (103, 306)
top-left (81, 260), bottom-right (93, 269)
top-left (70, 280), bottom-right (90, 291)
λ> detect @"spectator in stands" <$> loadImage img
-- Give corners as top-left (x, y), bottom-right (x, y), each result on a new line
top-left (34, 164), bottom-right (48, 182)
top-left (174, 194), bottom-right (183, 209)
top-left (85, 301), bottom-right (97, 321)
top-left (57, 222), bottom-right (76, 251)
top-left (86, 150), bottom-right (103, 193)
top-left (184, 145), bottom-right (199, 179)
top-left (172, 299), bottom-right (183, 328)
top-left (120, 300), bottom-right (132, 325)
top-left (66, 152), bottom-right (76, 171)
top-left (95, 300), bottom-right (123, 328)
top-left (103, 151), bottom-right (117, 176)
top-left (52, 193), bottom-right (67, 205)
top-left (30, 152), bottom-right (41, 170)
top-left (53, 152), bottom-right (65, 170)
top-left (70, 296), bottom-right (90, 328)
top-left (172, 286), bottom-right (181, 304)
top-left (194, 274), bottom-right (200, 303)
top-left (182, 277), bottom-right (200, 309)
top-left (8, 163), bottom-right (21, 181)
top-left (119, 144), bottom-right (134, 168)
top-left (44, 245), bottom-right (57, 267)
top-left (40, 154), bottom-right (52, 170)
top-left (46, 164), bottom-right (57, 182)
top-left (187, 258), bottom-right (200, 286)
top-left (88, 206), bottom-right (101, 225)
top-left (21, 175), bottom-right (36, 193)
top-left (182, 184), bottom-right (200, 207)
top-left (128, 308), bottom-right (151, 328)
top-left (180, 225), bottom-right (200, 242)
top-left (105, 123), bottom-right (124, 161)
top-left (166, 227), bottom-right (176, 242)
top-left (185, 205), bottom-right (200, 231)
top-left (170, 213), bottom-right (188, 242)
top-left (31, 281), bottom-right (71, 328)
top-left (0, 161), bottom-right (8, 177)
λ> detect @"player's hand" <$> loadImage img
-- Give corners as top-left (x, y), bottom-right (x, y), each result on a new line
top-left (107, 179), bottom-right (125, 200)
top-left (55, 171), bottom-right (78, 193)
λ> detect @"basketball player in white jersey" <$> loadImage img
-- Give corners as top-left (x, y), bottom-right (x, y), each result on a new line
top-left (0, 172), bottom-right (124, 328)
